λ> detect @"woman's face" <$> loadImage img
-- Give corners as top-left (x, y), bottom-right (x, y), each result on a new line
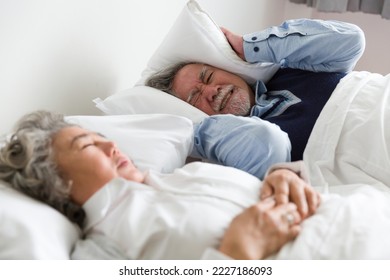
top-left (52, 126), bottom-right (145, 205)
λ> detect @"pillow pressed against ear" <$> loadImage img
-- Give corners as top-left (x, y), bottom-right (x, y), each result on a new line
top-left (65, 114), bottom-right (194, 173)
top-left (96, 1), bottom-right (278, 121)
top-left (136, 0), bottom-right (279, 86)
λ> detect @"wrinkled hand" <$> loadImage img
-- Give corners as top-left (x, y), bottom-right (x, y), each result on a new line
top-left (220, 27), bottom-right (245, 60)
top-left (218, 198), bottom-right (301, 260)
top-left (260, 169), bottom-right (321, 219)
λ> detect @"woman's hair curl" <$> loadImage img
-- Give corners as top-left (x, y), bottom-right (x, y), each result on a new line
top-left (0, 110), bottom-right (85, 227)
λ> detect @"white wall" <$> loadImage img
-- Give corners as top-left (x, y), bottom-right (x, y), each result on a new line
top-left (0, 0), bottom-right (188, 135)
top-left (198, 0), bottom-right (286, 33)
top-left (1, 0), bottom-right (389, 135)
top-left (0, 0), bottom-right (288, 135)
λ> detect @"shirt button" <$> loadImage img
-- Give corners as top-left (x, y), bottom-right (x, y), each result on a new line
top-left (254, 46), bottom-right (259, 52)
top-left (251, 36), bottom-right (257, 40)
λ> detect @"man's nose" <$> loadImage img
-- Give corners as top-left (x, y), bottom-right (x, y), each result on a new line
top-left (203, 85), bottom-right (221, 102)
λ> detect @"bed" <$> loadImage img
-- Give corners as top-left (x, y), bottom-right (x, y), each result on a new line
top-left (1, 0), bottom-right (390, 260)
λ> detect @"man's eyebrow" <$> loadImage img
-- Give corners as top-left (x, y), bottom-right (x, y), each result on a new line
top-left (70, 132), bottom-right (105, 148)
top-left (199, 65), bottom-right (207, 82)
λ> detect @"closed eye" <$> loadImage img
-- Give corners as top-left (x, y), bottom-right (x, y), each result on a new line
top-left (206, 72), bottom-right (214, 84)
top-left (82, 143), bottom-right (94, 149)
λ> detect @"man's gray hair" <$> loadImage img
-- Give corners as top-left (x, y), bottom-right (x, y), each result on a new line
top-left (0, 110), bottom-right (85, 227)
top-left (145, 61), bottom-right (197, 95)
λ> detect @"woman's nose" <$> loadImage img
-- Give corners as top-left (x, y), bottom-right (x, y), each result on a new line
top-left (101, 141), bottom-right (117, 156)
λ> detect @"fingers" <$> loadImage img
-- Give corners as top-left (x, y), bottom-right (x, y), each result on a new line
top-left (273, 180), bottom-right (290, 205)
top-left (274, 203), bottom-right (302, 241)
top-left (259, 182), bottom-right (275, 200)
top-left (220, 26), bottom-right (228, 36)
top-left (219, 26), bottom-right (244, 60)
top-left (260, 176), bottom-right (289, 204)
top-left (288, 225), bottom-right (301, 240)
top-left (289, 181), bottom-right (309, 218)
top-left (304, 186), bottom-right (322, 215)
top-left (256, 196), bottom-right (276, 211)
top-left (260, 169), bottom-right (321, 219)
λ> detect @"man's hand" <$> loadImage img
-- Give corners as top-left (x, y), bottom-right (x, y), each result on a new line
top-left (260, 169), bottom-right (321, 219)
top-left (218, 198), bottom-right (301, 260)
top-left (221, 27), bottom-right (245, 60)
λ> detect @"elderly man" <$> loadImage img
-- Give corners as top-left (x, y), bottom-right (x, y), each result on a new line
top-left (146, 19), bottom-right (365, 174)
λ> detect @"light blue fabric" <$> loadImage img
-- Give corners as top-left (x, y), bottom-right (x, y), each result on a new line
top-left (243, 18), bottom-right (365, 73)
top-left (191, 115), bottom-right (291, 179)
top-left (250, 81), bottom-right (301, 118)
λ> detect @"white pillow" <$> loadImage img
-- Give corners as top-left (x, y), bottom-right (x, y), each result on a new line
top-left (95, 0), bottom-right (279, 122)
top-left (0, 182), bottom-right (81, 259)
top-left (0, 113), bottom-right (193, 259)
top-left (137, 0), bottom-right (279, 86)
top-left (94, 86), bottom-right (208, 123)
top-left (65, 114), bottom-right (194, 173)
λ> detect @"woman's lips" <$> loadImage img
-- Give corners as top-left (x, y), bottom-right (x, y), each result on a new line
top-left (117, 158), bottom-right (129, 169)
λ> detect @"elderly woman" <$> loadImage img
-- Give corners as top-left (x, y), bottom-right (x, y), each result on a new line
top-left (3, 111), bottom-right (390, 260)
top-left (7, 111), bottom-right (390, 260)
top-left (0, 110), bottom-right (323, 260)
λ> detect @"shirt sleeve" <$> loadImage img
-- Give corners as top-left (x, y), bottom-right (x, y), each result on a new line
top-left (190, 114), bottom-right (291, 180)
top-left (265, 161), bottom-right (310, 183)
top-left (243, 19), bottom-right (365, 73)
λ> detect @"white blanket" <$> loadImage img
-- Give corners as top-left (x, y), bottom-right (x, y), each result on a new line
top-left (275, 71), bottom-right (390, 259)
top-left (273, 185), bottom-right (390, 259)
top-left (79, 163), bottom-right (390, 260)
top-left (304, 71), bottom-right (390, 192)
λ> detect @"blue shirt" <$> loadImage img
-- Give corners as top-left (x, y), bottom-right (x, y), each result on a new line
top-left (243, 18), bottom-right (365, 73)
top-left (191, 19), bottom-right (365, 179)
top-left (191, 114), bottom-right (292, 180)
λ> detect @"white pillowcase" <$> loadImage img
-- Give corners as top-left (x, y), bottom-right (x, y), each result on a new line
top-left (0, 113), bottom-right (193, 259)
top-left (95, 0), bottom-right (279, 122)
top-left (0, 183), bottom-right (80, 259)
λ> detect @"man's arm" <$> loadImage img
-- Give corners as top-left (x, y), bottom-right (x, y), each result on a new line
top-left (224, 19), bottom-right (365, 73)
top-left (191, 114), bottom-right (291, 179)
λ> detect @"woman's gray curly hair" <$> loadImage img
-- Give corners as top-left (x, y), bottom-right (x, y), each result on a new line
top-left (0, 110), bottom-right (85, 227)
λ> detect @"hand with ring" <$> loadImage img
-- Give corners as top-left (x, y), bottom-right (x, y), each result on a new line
top-left (218, 197), bottom-right (302, 260)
